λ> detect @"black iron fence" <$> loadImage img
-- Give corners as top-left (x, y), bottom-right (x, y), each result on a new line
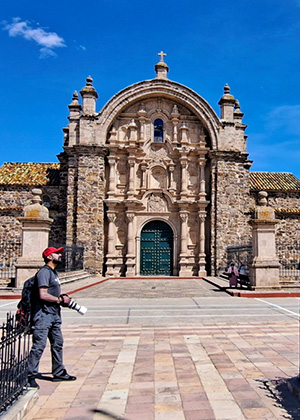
top-left (0, 313), bottom-right (30, 415)
top-left (0, 239), bottom-right (84, 283)
top-left (227, 245), bottom-right (253, 274)
top-left (277, 241), bottom-right (300, 282)
top-left (0, 238), bottom-right (22, 282)
top-left (49, 243), bottom-right (84, 272)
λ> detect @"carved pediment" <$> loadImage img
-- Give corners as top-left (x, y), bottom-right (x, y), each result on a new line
top-left (147, 193), bottom-right (167, 212)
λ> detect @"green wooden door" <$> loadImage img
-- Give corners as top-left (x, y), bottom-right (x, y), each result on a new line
top-left (140, 221), bottom-right (173, 276)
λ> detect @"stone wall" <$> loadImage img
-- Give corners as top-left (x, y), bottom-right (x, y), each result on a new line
top-left (210, 152), bottom-right (252, 274)
top-left (0, 185), bottom-right (67, 245)
top-left (64, 146), bottom-right (107, 273)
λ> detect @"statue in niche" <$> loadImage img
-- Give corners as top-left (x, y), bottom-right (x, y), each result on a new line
top-left (188, 162), bottom-right (198, 192)
top-left (150, 167), bottom-right (167, 189)
top-left (117, 159), bottom-right (127, 185)
top-left (116, 215), bottom-right (126, 245)
top-left (188, 215), bottom-right (198, 246)
top-left (147, 194), bottom-right (167, 212)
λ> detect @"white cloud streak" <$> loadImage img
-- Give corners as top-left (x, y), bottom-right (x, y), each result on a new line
top-left (3, 17), bottom-right (66, 58)
top-left (265, 104), bottom-right (300, 136)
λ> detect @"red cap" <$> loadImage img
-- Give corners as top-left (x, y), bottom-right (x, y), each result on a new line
top-left (42, 247), bottom-right (64, 258)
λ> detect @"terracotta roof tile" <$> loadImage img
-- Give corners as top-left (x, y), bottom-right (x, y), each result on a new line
top-left (250, 172), bottom-right (300, 192)
top-left (0, 163), bottom-right (60, 186)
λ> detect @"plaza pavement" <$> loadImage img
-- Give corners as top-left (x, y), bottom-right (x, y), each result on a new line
top-left (2, 277), bottom-right (300, 420)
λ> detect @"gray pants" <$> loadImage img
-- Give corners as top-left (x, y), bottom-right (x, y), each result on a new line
top-left (27, 310), bottom-right (65, 378)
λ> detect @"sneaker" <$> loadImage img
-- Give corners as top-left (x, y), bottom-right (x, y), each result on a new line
top-left (28, 377), bottom-right (40, 389)
top-left (53, 369), bottom-right (77, 382)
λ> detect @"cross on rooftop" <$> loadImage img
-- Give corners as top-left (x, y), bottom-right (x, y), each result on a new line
top-left (158, 51), bottom-right (167, 62)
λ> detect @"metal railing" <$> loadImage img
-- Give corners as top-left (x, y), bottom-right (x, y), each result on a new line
top-left (0, 313), bottom-right (30, 415)
top-left (0, 238), bottom-right (22, 282)
top-left (277, 241), bottom-right (300, 282)
top-left (0, 240), bottom-right (84, 283)
top-left (50, 244), bottom-right (84, 272)
top-left (226, 245), bottom-right (253, 273)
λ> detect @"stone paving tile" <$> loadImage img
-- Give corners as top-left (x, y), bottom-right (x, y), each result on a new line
top-left (23, 321), bottom-right (300, 420)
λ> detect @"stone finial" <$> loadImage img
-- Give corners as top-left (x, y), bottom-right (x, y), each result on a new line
top-left (128, 119), bottom-right (137, 129)
top-left (155, 51), bottom-right (169, 80)
top-left (219, 84), bottom-right (235, 103)
top-left (171, 104), bottom-right (180, 119)
top-left (255, 191), bottom-right (276, 221)
top-left (86, 75), bottom-right (93, 86)
top-left (234, 99), bottom-right (244, 120)
top-left (218, 83), bottom-right (236, 120)
top-left (138, 103), bottom-right (147, 117)
top-left (258, 190), bottom-right (268, 206)
top-left (80, 75), bottom-right (98, 114)
top-left (68, 91), bottom-right (82, 115)
top-left (23, 188), bottom-right (49, 219)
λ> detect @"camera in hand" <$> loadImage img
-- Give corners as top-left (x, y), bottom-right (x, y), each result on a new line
top-left (68, 300), bottom-right (87, 315)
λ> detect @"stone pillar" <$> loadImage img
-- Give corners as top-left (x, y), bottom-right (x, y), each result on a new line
top-left (125, 212), bottom-right (136, 276)
top-left (249, 191), bottom-right (280, 289)
top-left (179, 211), bottom-right (192, 276)
top-left (180, 156), bottom-right (188, 200)
top-left (128, 159), bottom-right (135, 198)
top-left (15, 189), bottom-right (53, 287)
top-left (171, 104), bottom-right (180, 145)
top-left (140, 164), bottom-right (147, 192)
top-left (105, 210), bottom-right (117, 277)
top-left (168, 164), bottom-right (176, 192)
top-left (199, 160), bottom-right (206, 200)
top-left (198, 213), bottom-right (207, 276)
top-left (108, 156), bottom-right (116, 198)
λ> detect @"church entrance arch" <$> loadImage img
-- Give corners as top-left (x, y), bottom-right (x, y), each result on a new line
top-left (140, 220), bottom-right (173, 276)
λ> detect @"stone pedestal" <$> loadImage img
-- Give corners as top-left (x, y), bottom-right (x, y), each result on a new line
top-left (249, 191), bottom-right (280, 289)
top-left (15, 189), bottom-right (53, 287)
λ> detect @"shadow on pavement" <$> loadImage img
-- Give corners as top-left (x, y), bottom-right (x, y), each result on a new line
top-left (257, 377), bottom-right (300, 419)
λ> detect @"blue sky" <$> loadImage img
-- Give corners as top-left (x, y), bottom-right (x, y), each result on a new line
top-left (1, 0), bottom-right (300, 178)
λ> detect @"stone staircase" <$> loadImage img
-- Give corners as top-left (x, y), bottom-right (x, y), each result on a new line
top-left (0, 270), bottom-right (91, 292)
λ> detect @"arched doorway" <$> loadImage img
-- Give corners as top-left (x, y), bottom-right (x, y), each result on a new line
top-left (140, 220), bottom-right (173, 276)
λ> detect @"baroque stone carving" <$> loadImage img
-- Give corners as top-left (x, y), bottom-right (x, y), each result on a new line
top-left (147, 193), bottom-right (167, 212)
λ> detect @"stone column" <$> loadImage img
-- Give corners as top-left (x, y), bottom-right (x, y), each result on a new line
top-left (199, 160), bottom-right (206, 200)
top-left (108, 156), bottom-right (116, 198)
top-left (128, 159), bottom-right (135, 198)
top-left (140, 164), bottom-right (147, 192)
top-left (171, 104), bottom-right (180, 145)
top-left (180, 156), bottom-right (188, 199)
top-left (179, 211), bottom-right (191, 276)
top-left (15, 189), bottom-right (53, 287)
top-left (198, 213), bottom-right (207, 276)
top-left (125, 212), bottom-right (136, 276)
top-left (168, 164), bottom-right (176, 192)
top-left (249, 191), bottom-right (280, 289)
top-left (105, 210), bottom-right (117, 277)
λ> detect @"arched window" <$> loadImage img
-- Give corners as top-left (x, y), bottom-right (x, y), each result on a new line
top-left (154, 119), bottom-right (164, 142)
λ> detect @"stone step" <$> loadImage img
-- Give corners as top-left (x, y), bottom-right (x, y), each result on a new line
top-left (59, 270), bottom-right (90, 284)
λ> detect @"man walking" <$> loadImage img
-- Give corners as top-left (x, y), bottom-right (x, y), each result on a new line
top-left (27, 246), bottom-right (76, 388)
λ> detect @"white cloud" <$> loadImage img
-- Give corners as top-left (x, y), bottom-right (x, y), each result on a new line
top-left (264, 104), bottom-right (300, 136)
top-left (3, 17), bottom-right (66, 58)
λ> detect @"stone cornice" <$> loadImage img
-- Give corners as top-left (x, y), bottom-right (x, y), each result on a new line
top-left (208, 150), bottom-right (251, 163)
top-left (63, 145), bottom-right (109, 157)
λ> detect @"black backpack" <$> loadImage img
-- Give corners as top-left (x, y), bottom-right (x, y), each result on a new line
top-left (16, 274), bottom-right (39, 333)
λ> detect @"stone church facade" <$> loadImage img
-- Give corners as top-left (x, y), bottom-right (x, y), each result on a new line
top-left (1, 54), bottom-right (300, 278)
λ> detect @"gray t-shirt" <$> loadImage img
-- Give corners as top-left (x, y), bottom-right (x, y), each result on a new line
top-left (36, 265), bottom-right (61, 315)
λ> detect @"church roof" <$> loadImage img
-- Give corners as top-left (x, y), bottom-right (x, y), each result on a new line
top-left (0, 162), bottom-right (60, 186)
top-left (0, 163), bottom-right (300, 192)
top-left (249, 172), bottom-right (300, 192)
